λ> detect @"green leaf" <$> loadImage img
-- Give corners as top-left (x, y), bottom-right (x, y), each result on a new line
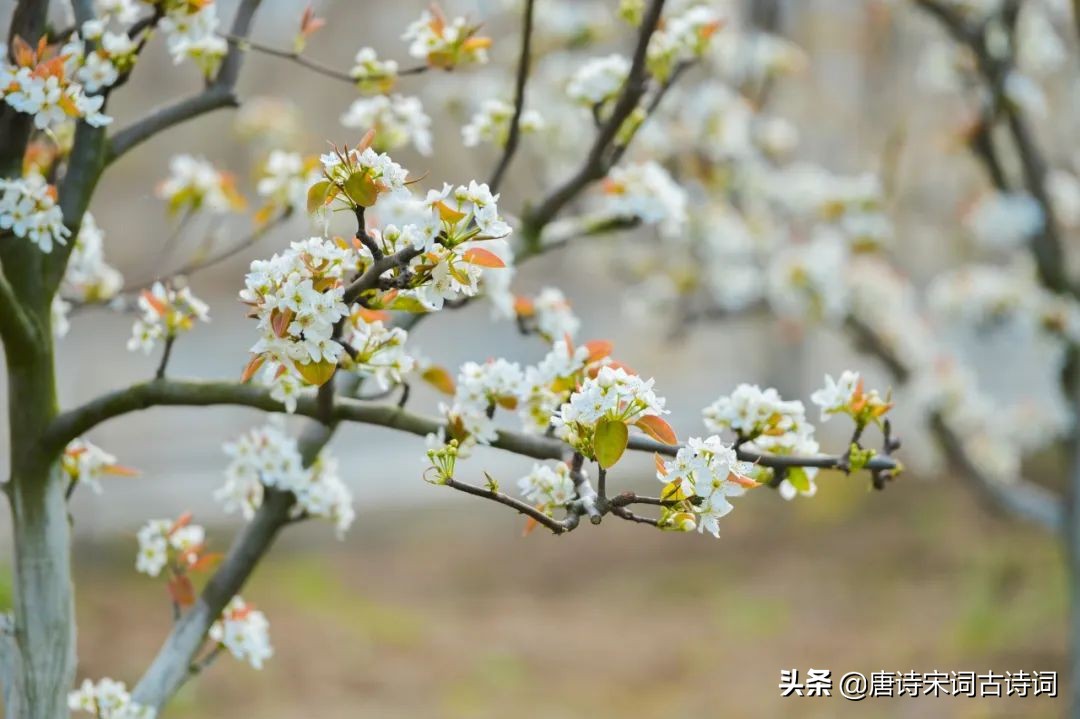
top-left (594, 419), bottom-right (629, 469)
top-left (786, 467), bottom-right (811, 493)
top-left (306, 179), bottom-right (332, 214)
top-left (343, 171), bottom-right (379, 207)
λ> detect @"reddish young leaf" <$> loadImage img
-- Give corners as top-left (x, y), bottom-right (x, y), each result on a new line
top-left (168, 575), bottom-right (196, 607)
top-left (654, 452), bottom-right (669, 477)
top-left (635, 415), bottom-right (678, 445)
top-left (421, 366), bottom-right (456, 395)
top-left (462, 247), bottom-right (505, 268)
top-left (583, 340), bottom-right (614, 363)
top-left (240, 354), bottom-right (266, 383)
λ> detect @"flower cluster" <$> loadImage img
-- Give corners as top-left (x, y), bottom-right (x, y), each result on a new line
top-left (0, 173), bottom-right (70, 252)
top-left (256, 150), bottom-right (319, 215)
top-left (208, 596), bottom-right (273, 670)
top-left (703, 384), bottom-right (819, 499)
top-left (462, 99), bottom-right (545, 148)
top-left (567, 54), bottom-right (630, 107)
top-left (518, 462), bottom-right (577, 516)
top-left (127, 282), bottom-right (210, 355)
top-left (439, 359), bottom-right (524, 448)
top-left (240, 237), bottom-right (358, 387)
top-left (340, 94), bottom-right (433, 156)
top-left (514, 287), bottom-right (581, 342)
top-left (68, 677), bottom-right (155, 719)
top-left (59, 213), bottom-right (123, 302)
top-left (403, 5), bottom-right (492, 69)
top-left (350, 47), bottom-right (399, 94)
top-left (963, 191), bottom-right (1045, 251)
top-left (0, 36), bottom-right (111, 131)
top-left (135, 514), bottom-right (208, 579)
top-left (157, 154), bottom-right (245, 215)
top-left (551, 366), bottom-right (669, 465)
top-left (517, 338), bottom-right (603, 433)
top-left (219, 422), bottom-right (354, 536)
top-left (657, 436), bottom-right (756, 538)
top-left (159, 1), bottom-right (228, 76)
top-left (600, 161), bottom-right (688, 236)
top-left (62, 438), bottom-right (135, 495)
top-left (810, 370), bottom-right (892, 426)
top-left (341, 312), bottom-right (415, 390)
top-left (646, 5), bottom-right (724, 81)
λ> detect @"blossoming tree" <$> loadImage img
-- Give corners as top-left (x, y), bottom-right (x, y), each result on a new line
top-left (18, 0), bottom-right (1080, 715)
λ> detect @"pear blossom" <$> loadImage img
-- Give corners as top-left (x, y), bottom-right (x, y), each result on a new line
top-left (159, 3), bottom-right (228, 75)
top-left (551, 366), bottom-right (667, 458)
top-left (600, 161), bottom-right (687, 236)
top-left (340, 94), bottom-right (433, 156)
top-left (461, 98), bottom-right (544, 147)
top-left (518, 462), bottom-right (577, 515)
top-left (402, 6), bottom-right (491, 68)
top-left (964, 191), bottom-right (1045, 251)
top-left (518, 339), bottom-right (593, 433)
top-left (341, 315), bottom-right (415, 390)
top-left (657, 436), bottom-right (755, 537)
top-left (59, 213), bottom-right (123, 303)
top-left (68, 677), bottom-right (155, 719)
top-left (809, 371), bottom-right (861, 422)
top-left (441, 359), bottom-right (524, 447)
top-left (256, 150), bottom-right (319, 213)
top-left (219, 422), bottom-right (355, 536)
top-left (135, 516), bottom-right (207, 578)
top-left (532, 287), bottom-right (580, 341)
top-left (567, 54), bottom-right (630, 106)
top-left (126, 282), bottom-right (210, 354)
top-left (61, 438), bottom-right (133, 495)
top-left (0, 174), bottom-right (70, 252)
top-left (157, 154), bottom-right (245, 215)
top-left (350, 47), bottom-right (399, 94)
top-left (209, 596), bottom-right (273, 670)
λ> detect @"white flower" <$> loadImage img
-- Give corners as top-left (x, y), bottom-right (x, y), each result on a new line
top-left (0, 174), bottom-right (70, 253)
top-left (518, 462), bottom-right (577, 514)
top-left (809, 371), bottom-right (860, 421)
top-left (964, 191), bottom-right (1045, 251)
top-left (219, 422), bottom-right (354, 536)
top-left (402, 8), bottom-right (490, 67)
top-left (94, 0), bottom-right (142, 24)
top-left (209, 596), bottom-right (273, 670)
top-left (256, 150), bottom-right (318, 212)
top-left (126, 282), bottom-right (210, 354)
top-left (350, 47), bottom-right (399, 92)
top-left (134, 517), bottom-right (206, 577)
top-left (61, 438), bottom-right (130, 495)
top-left (159, 3), bottom-right (228, 75)
top-left (240, 237), bottom-right (356, 385)
top-left (157, 154), bottom-right (244, 214)
top-left (567, 54), bottom-right (630, 106)
top-left (442, 359), bottom-right (524, 448)
top-left (703, 384), bottom-right (817, 456)
top-left (340, 94), bottom-right (433, 156)
top-left (60, 212), bottom-right (123, 303)
top-left (461, 99), bottom-right (544, 148)
top-left (601, 161), bottom-right (687, 237)
top-left (68, 677), bottom-right (155, 719)
top-left (532, 287), bottom-right (580, 341)
top-left (551, 366), bottom-right (667, 456)
top-left (342, 316), bottom-right (415, 390)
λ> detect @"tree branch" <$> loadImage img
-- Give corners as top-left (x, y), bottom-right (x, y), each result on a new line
top-left (131, 488), bottom-right (294, 709)
top-left (106, 0), bottom-right (265, 164)
top-left (521, 0), bottom-right (668, 240)
top-left (443, 477), bottom-right (573, 534)
top-left (43, 378), bottom-right (901, 475)
top-left (0, 263), bottom-right (36, 348)
top-left (487, 0), bottom-right (536, 193)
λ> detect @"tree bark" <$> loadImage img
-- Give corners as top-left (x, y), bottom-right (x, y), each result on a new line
top-left (3, 312), bottom-right (74, 719)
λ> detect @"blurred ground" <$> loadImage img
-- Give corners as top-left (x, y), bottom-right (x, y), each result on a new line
top-left (60, 471), bottom-right (1064, 718)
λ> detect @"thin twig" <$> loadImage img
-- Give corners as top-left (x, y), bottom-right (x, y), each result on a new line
top-left (488, 0), bottom-right (536, 193)
top-left (443, 477), bottom-right (572, 534)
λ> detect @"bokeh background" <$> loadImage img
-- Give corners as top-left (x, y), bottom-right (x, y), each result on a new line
top-left (0, 0), bottom-right (1072, 716)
